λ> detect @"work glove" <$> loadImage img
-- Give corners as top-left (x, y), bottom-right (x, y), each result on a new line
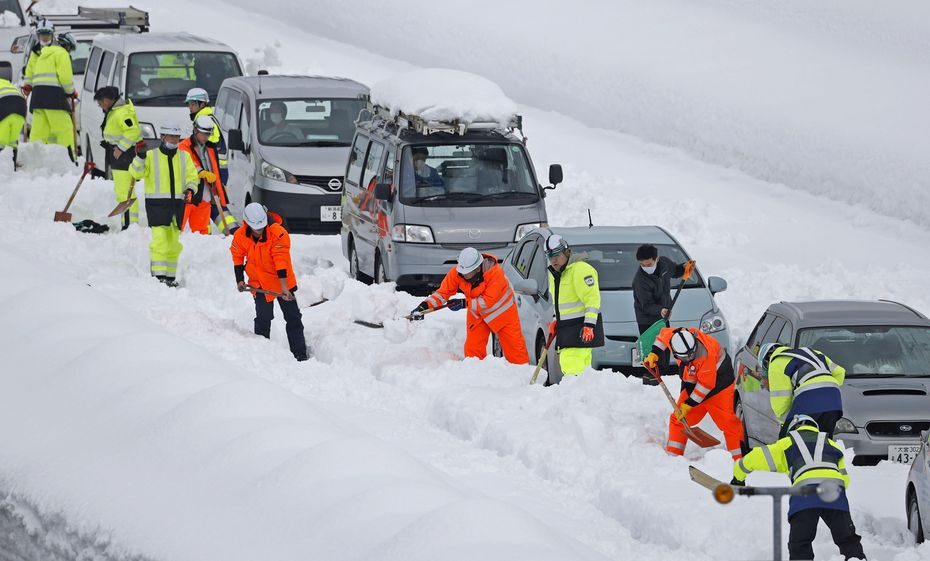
top-left (183, 190), bottom-right (193, 203)
top-left (643, 352), bottom-right (659, 369)
top-left (134, 141), bottom-right (148, 157)
top-left (581, 325), bottom-right (595, 343)
top-left (447, 298), bottom-right (465, 311)
top-left (409, 301), bottom-right (429, 320)
top-left (676, 403), bottom-right (693, 420)
top-left (237, 281), bottom-right (248, 292)
top-left (69, 91), bottom-right (78, 100)
top-left (682, 260), bottom-right (696, 281)
top-left (729, 477), bottom-right (745, 487)
top-left (198, 170), bottom-right (217, 183)
top-left (20, 85), bottom-right (31, 96)
top-left (548, 320), bottom-right (557, 337)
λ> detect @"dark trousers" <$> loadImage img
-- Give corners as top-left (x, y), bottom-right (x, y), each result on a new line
top-left (254, 293), bottom-right (307, 360)
top-left (788, 508), bottom-right (865, 560)
top-left (780, 410), bottom-right (842, 439)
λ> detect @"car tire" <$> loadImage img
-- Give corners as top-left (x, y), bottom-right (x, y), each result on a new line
top-left (374, 252), bottom-right (388, 284)
top-left (909, 489), bottom-right (925, 544)
top-left (349, 239), bottom-right (372, 284)
top-left (491, 334), bottom-right (503, 358)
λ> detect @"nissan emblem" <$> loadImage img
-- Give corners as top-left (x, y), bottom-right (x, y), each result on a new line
top-left (328, 178), bottom-right (343, 191)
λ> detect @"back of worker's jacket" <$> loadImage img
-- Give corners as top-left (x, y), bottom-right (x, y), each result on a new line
top-left (734, 426), bottom-right (850, 517)
top-left (426, 255), bottom-right (517, 331)
top-left (549, 259), bottom-right (604, 348)
top-left (230, 213), bottom-right (296, 302)
top-left (102, 99), bottom-right (142, 170)
top-left (768, 346), bottom-right (845, 421)
top-left (129, 146), bottom-right (199, 226)
top-left (24, 45), bottom-right (73, 111)
top-left (0, 79), bottom-right (26, 120)
top-left (653, 327), bottom-right (733, 406)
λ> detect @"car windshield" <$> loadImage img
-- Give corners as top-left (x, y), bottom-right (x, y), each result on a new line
top-left (797, 326), bottom-right (930, 377)
top-left (400, 143), bottom-right (538, 206)
top-left (72, 40), bottom-right (93, 75)
top-left (0, 0), bottom-right (24, 23)
top-left (127, 51), bottom-right (242, 106)
top-left (257, 98), bottom-right (364, 147)
top-left (569, 243), bottom-right (702, 290)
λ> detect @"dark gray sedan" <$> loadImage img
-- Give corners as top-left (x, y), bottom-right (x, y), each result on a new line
top-left (734, 300), bottom-right (930, 465)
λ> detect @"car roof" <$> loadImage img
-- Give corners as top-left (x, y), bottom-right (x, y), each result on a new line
top-left (93, 32), bottom-right (235, 53)
top-left (769, 300), bottom-right (929, 327)
top-left (222, 75), bottom-right (368, 99)
top-left (543, 225), bottom-right (677, 245)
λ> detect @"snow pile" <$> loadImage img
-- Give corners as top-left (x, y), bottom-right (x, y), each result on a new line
top-left (371, 68), bottom-right (518, 126)
top-left (0, 10), bottom-right (20, 27)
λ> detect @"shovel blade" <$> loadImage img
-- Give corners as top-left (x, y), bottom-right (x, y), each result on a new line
top-left (684, 425), bottom-right (721, 448)
top-left (108, 197), bottom-right (137, 217)
top-left (53, 211), bottom-right (72, 222)
top-left (353, 320), bottom-right (384, 329)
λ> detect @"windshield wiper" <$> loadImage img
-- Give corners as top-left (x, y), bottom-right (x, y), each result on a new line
top-left (297, 141), bottom-right (350, 147)
top-left (467, 190), bottom-right (538, 203)
top-left (411, 192), bottom-right (481, 204)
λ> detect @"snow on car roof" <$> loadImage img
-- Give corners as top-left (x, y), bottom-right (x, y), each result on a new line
top-left (370, 68), bottom-right (518, 127)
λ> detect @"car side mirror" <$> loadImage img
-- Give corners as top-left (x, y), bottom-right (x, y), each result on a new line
top-left (708, 276), bottom-right (728, 294)
top-left (374, 182), bottom-right (393, 201)
top-left (545, 164), bottom-right (563, 190)
top-left (513, 278), bottom-right (539, 297)
top-left (228, 128), bottom-right (245, 153)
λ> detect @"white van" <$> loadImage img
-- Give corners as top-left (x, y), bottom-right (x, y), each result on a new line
top-left (0, 0), bottom-right (27, 80)
top-left (79, 32), bottom-right (244, 167)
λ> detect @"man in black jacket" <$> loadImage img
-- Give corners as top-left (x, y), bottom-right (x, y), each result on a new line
top-left (633, 244), bottom-right (694, 381)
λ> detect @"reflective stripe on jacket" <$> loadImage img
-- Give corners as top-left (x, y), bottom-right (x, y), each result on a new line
top-left (230, 214), bottom-right (297, 302)
top-left (653, 327), bottom-right (731, 405)
top-left (549, 259), bottom-right (603, 348)
top-left (178, 135), bottom-right (230, 206)
top-left (426, 255), bottom-right (519, 331)
top-left (768, 346), bottom-right (845, 421)
top-left (24, 46), bottom-right (73, 111)
top-left (0, 78), bottom-right (26, 120)
top-left (129, 146), bottom-right (199, 199)
top-left (102, 99), bottom-right (142, 152)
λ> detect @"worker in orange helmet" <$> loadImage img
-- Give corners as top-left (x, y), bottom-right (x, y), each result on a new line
top-left (644, 327), bottom-right (744, 460)
top-left (412, 247), bottom-right (529, 365)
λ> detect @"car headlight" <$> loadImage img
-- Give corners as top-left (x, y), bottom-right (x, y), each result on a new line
top-left (139, 122), bottom-right (157, 139)
top-left (260, 160), bottom-right (297, 184)
top-left (700, 310), bottom-right (727, 333)
top-left (834, 417), bottom-right (858, 434)
top-left (391, 224), bottom-right (434, 243)
top-left (514, 222), bottom-right (541, 242)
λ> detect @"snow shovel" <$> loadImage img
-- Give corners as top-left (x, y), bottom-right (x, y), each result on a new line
top-left (353, 301), bottom-right (453, 329)
top-left (529, 332), bottom-right (556, 385)
top-left (635, 279), bottom-right (688, 360)
top-left (645, 364), bottom-right (720, 448)
top-left (54, 161), bottom-right (95, 222)
top-left (239, 286), bottom-right (289, 299)
top-left (107, 180), bottom-right (137, 217)
top-left (208, 181), bottom-right (232, 236)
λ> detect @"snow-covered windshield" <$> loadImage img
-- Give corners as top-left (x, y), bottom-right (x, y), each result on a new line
top-left (797, 326), bottom-right (930, 378)
top-left (256, 98), bottom-right (364, 147)
top-left (127, 51), bottom-right (242, 106)
top-left (571, 243), bottom-right (701, 291)
top-left (400, 143), bottom-right (538, 206)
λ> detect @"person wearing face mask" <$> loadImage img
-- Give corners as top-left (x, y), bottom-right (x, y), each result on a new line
top-left (411, 247), bottom-right (529, 365)
top-left (129, 123), bottom-right (199, 286)
top-left (179, 115), bottom-right (239, 235)
top-left (644, 327), bottom-right (743, 460)
top-left (23, 19), bottom-right (77, 160)
top-left (546, 234), bottom-right (604, 376)
top-left (260, 101), bottom-right (305, 143)
top-left (94, 86), bottom-right (142, 229)
top-left (184, 87), bottom-right (228, 183)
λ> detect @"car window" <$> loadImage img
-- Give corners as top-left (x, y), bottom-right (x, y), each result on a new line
top-left (383, 146), bottom-right (396, 187)
top-left (222, 90), bottom-right (241, 131)
top-left (239, 102), bottom-right (251, 149)
top-left (125, 51), bottom-right (242, 106)
top-left (83, 47), bottom-right (102, 92)
top-left (798, 325), bottom-right (930, 377)
top-left (72, 41), bottom-right (93, 76)
top-left (214, 88), bottom-right (229, 123)
top-left (746, 313), bottom-right (776, 355)
top-left (513, 238), bottom-right (537, 278)
top-left (98, 50), bottom-right (115, 91)
top-left (567, 243), bottom-right (701, 291)
top-left (346, 136), bottom-right (368, 187)
top-left (362, 141), bottom-right (384, 189)
top-left (760, 317), bottom-right (787, 347)
top-left (776, 321), bottom-right (793, 346)
top-left (256, 98), bottom-right (364, 147)
top-left (528, 240), bottom-right (549, 298)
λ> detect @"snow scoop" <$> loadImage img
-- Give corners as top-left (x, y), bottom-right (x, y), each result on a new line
top-left (646, 364), bottom-right (720, 448)
top-left (529, 331), bottom-right (556, 385)
top-left (107, 180), bottom-right (136, 217)
top-left (635, 279), bottom-right (687, 360)
top-left (239, 286), bottom-right (289, 299)
top-left (353, 301), bottom-right (452, 329)
top-left (54, 161), bottom-right (95, 222)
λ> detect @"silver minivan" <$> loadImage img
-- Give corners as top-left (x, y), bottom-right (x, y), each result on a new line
top-left (341, 106), bottom-right (561, 293)
top-left (216, 75), bottom-right (369, 233)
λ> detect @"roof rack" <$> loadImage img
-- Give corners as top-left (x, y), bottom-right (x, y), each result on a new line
top-left (34, 6), bottom-right (150, 32)
top-left (371, 104), bottom-right (523, 138)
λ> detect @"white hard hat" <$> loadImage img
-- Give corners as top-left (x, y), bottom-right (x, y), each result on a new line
top-left (185, 87), bottom-right (209, 104)
top-left (36, 18), bottom-right (54, 34)
top-left (159, 123), bottom-right (183, 136)
top-left (670, 329), bottom-right (698, 362)
top-left (243, 202), bottom-right (268, 229)
top-left (758, 343), bottom-right (783, 369)
top-left (545, 234), bottom-right (569, 258)
top-left (787, 414), bottom-right (819, 432)
top-left (193, 115), bottom-right (214, 134)
top-left (456, 247), bottom-right (482, 275)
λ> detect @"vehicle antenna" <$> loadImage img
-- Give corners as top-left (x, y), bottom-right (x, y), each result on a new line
top-left (587, 208), bottom-right (594, 228)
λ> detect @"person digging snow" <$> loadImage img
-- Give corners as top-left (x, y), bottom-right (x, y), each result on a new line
top-left (230, 203), bottom-right (308, 362)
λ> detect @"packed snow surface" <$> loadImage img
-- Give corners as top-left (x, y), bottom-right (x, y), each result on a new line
top-left (370, 68), bottom-right (519, 126)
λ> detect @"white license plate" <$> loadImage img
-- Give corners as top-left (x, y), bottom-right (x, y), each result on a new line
top-left (320, 206), bottom-right (341, 222)
top-left (888, 445), bottom-right (922, 464)
top-left (632, 347), bottom-right (643, 367)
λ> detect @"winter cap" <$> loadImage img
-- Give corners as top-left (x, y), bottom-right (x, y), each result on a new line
top-left (545, 234), bottom-right (569, 258)
top-left (243, 202), bottom-right (268, 230)
top-left (636, 244), bottom-right (658, 261)
top-left (787, 414), bottom-right (819, 432)
top-left (456, 247), bottom-right (482, 275)
top-left (193, 115), bottom-right (214, 134)
top-left (93, 86), bottom-right (120, 101)
top-left (670, 329), bottom-right (698, 362)
top-left (159, 123), bottom-right (183, 136)
top-left (185, 87), bottom-right (209, 104)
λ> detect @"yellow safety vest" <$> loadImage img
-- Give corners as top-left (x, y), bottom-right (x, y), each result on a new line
top-left (24, 45), bottom-right (73, 93)
top-left (768, 346), bottom-right (844, 421)
top-left (129, 147), bottom-right (199, 199)
top-left (103, 99), bottom-right (142, 151)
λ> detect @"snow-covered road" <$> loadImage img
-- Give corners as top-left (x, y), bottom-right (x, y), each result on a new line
top-left (2, 0), bottom-right (929, 559)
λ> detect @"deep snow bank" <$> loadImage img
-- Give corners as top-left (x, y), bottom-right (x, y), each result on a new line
top-left (0, 243), bottom-right (607, 561)
top-left (223, 0), bottom-right (930, 227)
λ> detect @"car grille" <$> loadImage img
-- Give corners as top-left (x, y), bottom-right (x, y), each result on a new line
top-left (866, 421), bottom-right (930, 438)
top-left (294, 175), bottom-right (344, 191)
top-left (284, 218), bottom-right (342, 235)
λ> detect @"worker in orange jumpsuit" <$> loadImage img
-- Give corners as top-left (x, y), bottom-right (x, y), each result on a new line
top-left (179, 115), bottom-right (238, 234)
top-left (412, 247), bottom-right (530, 364)
top-left (644, 327), bottom-right (744, 459)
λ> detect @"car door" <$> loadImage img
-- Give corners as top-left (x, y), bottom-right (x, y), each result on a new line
top-left (510, 235), bottom-right (543, 355)
top-left (752, 315), bottom-right (789, 443)
top-left (357, 139), bottom-right (386, 276)
top-left (342, 133), bottom-right (369, 263)
top-left (736, 313), bottom-right (775, 438)
top-left (80, 46), bottom-right (104, 162)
